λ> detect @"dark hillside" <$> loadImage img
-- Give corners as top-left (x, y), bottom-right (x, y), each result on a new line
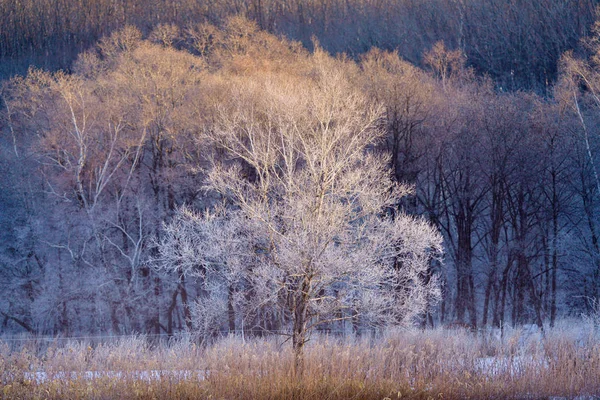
top-left (1, 0), bottom-right (598, 90)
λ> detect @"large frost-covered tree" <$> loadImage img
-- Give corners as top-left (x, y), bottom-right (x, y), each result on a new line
top-left (156, 48), bottom-right (443, 366)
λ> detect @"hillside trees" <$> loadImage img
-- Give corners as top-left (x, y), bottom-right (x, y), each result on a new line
top-left (370, 43), bottom-right (580, 328)
top-left (0, 82), bottom-right (42, 333)
top-left (556, 25), bottom-right (600, 310)
top-left (359, 49), bottom-right (435, 186)
top-left (1, 28), bottom-right (211, 334)
top-left (1, 0), bottom-right (597, 91)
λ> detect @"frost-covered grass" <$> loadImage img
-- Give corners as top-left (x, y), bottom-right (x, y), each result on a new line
top-left (1, 321), bottom-right (600, 399)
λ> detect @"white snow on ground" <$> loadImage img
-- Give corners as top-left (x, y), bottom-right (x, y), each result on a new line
top-left (475, 356), bottom-right (547, 376)
top-left (19, 370), bottom-right (205, 384)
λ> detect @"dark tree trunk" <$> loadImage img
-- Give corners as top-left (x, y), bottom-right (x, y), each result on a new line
top-left (228, 285), bottom-right (236, 332)
top-left (292, 276), bottom-right (310, 376)
top-left (179, 275), bottom-right (193, 330)
top-left (167, 286), bottom-right (179, 335)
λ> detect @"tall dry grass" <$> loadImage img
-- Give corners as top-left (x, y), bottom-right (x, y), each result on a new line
top-left (1, 321), bottom-right (599, 399)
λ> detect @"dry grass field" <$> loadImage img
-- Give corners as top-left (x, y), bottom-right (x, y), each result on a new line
top-left (1, 322), bottom-right (599, 399)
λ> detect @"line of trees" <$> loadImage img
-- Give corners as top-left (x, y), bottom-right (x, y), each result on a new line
top-left (1, 16), bottom-right (600, 337)
top-left (1, 0), bottom-right (598, 90)
top-left (364, 42), bottom-right (600, 329)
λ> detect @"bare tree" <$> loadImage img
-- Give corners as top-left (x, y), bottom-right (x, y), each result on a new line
top-left (156, 49), bottom-right (442, 370)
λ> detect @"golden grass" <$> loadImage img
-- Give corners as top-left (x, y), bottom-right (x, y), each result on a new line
top-left (2, 322), bottom-right (599, 399)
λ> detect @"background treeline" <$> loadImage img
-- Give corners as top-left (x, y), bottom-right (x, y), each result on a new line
top-left (1, 9), bottom-right (600, 336)
top-left (1, 0), bottom-right (599, 91)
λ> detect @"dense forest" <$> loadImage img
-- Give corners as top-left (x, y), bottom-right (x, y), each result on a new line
top-left (2, 0), bottom-right (600, 337)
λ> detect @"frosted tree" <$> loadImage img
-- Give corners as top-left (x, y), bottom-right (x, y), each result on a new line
top-left (156, 50), bottom-right (443, 369)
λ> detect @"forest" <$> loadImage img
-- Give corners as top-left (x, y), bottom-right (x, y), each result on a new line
top-left (1, 0), bottom-right (600, 341)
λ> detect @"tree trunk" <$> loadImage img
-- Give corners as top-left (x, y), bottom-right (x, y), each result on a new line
top-left (499, 258), bottom-right (512, 332)
top-left (482, 270), bottom-right (494, 327)
top-left (167, 286), bottom-right (179, 335)
top-left (154, 276), bottom-right (161, 335)
top-left (455, 206), bottom-right (476, 327)
top-left (228, 284), bottom-right (236, 333)
top-left (292, 277), bottom-right (310, 376)
top-left (550, 166), bottom-right (559, 327)
top-left (179, 275), bottom-right (193, 330)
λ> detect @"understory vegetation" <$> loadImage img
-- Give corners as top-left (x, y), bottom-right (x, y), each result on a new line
top-left (1, 323), bottom-right (599, 399)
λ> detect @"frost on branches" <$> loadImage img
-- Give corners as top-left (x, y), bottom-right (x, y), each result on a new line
top-left (156, 50), bottom-right (443, 358)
